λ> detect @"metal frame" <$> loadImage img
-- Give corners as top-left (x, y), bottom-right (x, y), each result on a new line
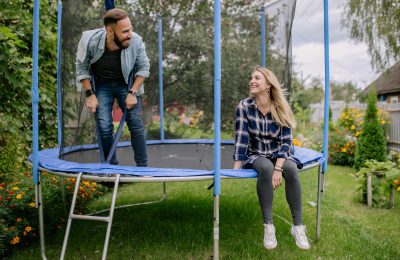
top-left (34, 155), bottom-right (321, 259)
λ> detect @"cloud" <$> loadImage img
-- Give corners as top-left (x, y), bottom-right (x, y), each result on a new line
top-left (291, 0), bottom-right (379, 88)
top-left (293, 41), bottom-right (378, 88)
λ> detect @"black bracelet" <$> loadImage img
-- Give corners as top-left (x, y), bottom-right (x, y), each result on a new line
top-left (85, 89), bottom-right (94, 97)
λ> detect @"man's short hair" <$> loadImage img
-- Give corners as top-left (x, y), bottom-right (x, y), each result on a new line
top-left (103, 8), bottom-right (129, 26)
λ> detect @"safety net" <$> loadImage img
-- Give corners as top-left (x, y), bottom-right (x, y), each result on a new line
top-left (59, 0), bottom-right (297, 161)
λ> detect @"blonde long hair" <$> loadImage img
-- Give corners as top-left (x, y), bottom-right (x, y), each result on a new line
top-left (254, 66), bottom-right (296, 128)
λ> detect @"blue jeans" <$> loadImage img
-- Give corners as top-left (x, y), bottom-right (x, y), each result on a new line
top-left (95, 80), bottom-right (147, 166)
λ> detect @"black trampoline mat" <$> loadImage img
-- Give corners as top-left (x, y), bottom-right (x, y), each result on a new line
top-left (62, 143), bottom-right (235, 170)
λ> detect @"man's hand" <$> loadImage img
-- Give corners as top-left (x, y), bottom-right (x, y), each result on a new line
top-left (86, 95), bottom-right (98, 113)
top-left (126, 93), bottom-right (137, 110)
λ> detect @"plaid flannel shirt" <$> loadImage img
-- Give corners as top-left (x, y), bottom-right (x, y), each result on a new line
top-left (234, 97), bottom-right (297, 168)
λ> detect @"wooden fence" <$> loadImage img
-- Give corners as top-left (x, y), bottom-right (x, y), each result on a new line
top-left (382, 103), bottom-right (400, 152)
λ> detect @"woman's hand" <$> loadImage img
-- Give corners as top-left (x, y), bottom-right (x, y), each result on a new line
top-left (233, 161), bottom-right (243, 169)
top-left (272, 170), bottom-right (283, 189)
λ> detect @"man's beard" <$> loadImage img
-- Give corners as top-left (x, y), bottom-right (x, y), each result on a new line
top-left (114, 35), bottom-right (130, 49)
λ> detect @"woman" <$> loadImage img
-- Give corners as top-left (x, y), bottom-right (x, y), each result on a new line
top-left (233, 66), bottom-right (310, 250)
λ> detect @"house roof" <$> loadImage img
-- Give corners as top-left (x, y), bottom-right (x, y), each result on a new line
top-left (361, 62), bottom-right (400, 95)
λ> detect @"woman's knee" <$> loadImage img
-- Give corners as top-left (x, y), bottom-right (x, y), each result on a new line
top-left (253, 157), bottom-right (274, 179)
top-left (282, 159), bottom-right (299, 181)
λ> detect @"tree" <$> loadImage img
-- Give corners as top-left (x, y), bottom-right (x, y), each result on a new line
top-left (330, 80), bottom-right (360, 102)
top-left (291, 76), bottom-right (324, 111)
top-left (342, 0), bottom-right (400, 71)
top-left (0, 1), bottom-right (58, 148)
top-left (354, 88), bottom-right (387, 170)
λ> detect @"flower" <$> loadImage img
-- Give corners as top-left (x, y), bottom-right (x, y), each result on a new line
top-left (397, 186), bottom-right (400, 192)
top-left (29, 202), bottom-right (35, 207)
top-left (25, 226), bottom-right (32, 232)
top-left (394, 179), bottom-right (399, 186)
top-left (12, 187), bottom-right (19, 191)
top-left (292, 138), bottom-right (302, 147)
top-left (10, 236), bottom-right (20, 245)
top-left (16, 218), bottom-right (22, 222)
top-left (16, 194), bottom-right (22, 199)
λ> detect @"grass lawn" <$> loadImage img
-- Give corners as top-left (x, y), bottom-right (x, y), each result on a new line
top-left (9, 165), bottom-right (400, 259)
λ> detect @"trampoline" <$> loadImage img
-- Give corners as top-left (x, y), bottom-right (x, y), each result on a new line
top-left (29, 0), bottom-right (331, 259)
top-left (32, 140), bottom-right (324, 180)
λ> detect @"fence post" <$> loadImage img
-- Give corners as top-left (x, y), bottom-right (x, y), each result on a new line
top-left (367, 173), bottom-right (372, 207)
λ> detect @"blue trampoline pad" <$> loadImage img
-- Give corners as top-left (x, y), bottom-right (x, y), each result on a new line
top-left (29, 139), bottom-right (324, 178)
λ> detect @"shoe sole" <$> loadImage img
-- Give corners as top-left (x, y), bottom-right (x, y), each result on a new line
top-left (264, 241), bottom-right (277, 250)
top-left (290, 229), bottom-right (310, 250)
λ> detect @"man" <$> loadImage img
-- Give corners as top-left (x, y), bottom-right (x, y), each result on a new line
top-left (76, 8), bottom-right (150, 166)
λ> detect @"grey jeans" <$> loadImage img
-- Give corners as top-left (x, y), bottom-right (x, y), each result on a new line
top-left (252, 157), bottom-right (303, 226)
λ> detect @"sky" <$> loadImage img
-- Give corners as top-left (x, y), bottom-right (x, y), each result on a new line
top-left (291, 0), bottom-right (379, 89)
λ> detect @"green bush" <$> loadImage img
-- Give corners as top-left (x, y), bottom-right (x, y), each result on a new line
top-left (0, 127), bottom-right (108, 257)
top-left (0, 1), bottom-right (58, 150)
top-left (329, 127), bottom-right (356, 166)
top-left (356, 159), bottom-right (400, 208)
top-left (354, 89), bottom-right (387, 170)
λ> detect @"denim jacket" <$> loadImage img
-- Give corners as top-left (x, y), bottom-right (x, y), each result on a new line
top-left (76, 28), bottom-right (150, 95)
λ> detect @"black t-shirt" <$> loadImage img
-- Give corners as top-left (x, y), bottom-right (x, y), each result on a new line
top-left (91, 49), bottom-right (125, 82)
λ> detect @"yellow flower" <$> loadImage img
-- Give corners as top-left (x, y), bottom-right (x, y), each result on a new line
top-left (25, 226), bottom-right (32, 232)
top-left (16, 218), bottom-right (22, 222)
top-left (10, 236), bottom-right (20, 245)
top-left (350, 125), bottom-right (356, 130)
top-left (29, 202), bottom-right (35, 207)
top-left (292, 138), bottom-right (302, 147)
top-left (341, 147), bottom-right (347, 153)
top-left (397, 186), bottom-right (400, 192)
top-left (0, 186), bottom-right (3, 190)
top-left (12, 187), bottom-right (19, 191)
top-left (394, 179), bottom-right (399, 186)
top-left (16, 194), bottom-right (22, 200)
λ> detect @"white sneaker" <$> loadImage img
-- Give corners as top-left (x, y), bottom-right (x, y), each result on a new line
top-left (291, 225), bottom-right (310, 250)
top-left (263, 224), bottom-right (277, 250)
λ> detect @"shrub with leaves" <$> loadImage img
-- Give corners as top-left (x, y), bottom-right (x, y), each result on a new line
top-left (354, 89), bottom-right (387, 170)
top-left (356, 159), bottom-right (400, 207)
top-left (0, 1), bottom-right (58, 151)
top-left (329, 127), bottom-right (356, 166)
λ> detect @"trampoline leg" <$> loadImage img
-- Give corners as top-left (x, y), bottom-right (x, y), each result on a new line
top-left (102, 174), bottom-right (120, 260)
top-left (60, 172), bottom-right (83, 260)
top-left (36, 172), bottom-right (47, 260)
top-left (316, 167), bottom-right (324, 241)
top-left (60, 173), bottom-right (121, 260)
top-left (213, 195), bottom-right (219, 260)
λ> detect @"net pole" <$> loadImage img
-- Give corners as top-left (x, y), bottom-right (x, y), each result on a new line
top-left (105, 0), bottom-right (115, 11)
top-left (322, 0), bottom-right (330, 174)
top-left (317, 0), bottom-right (331, 241)
top-left (158, 14), bottom-right (165, 142)
top-left (213, 0), bottom-right (221, 259)
top-left (32, 1), bottom-right (47, 258)
top-left (57, 0), bottom-right (63, 154)
top-left (260, 6), bottom-right (266, 67)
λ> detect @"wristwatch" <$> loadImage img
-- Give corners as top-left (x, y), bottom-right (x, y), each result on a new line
top-left (128, 90), bottom-right (138, 96)
top-left (85, 88), bottom-right (94, 97)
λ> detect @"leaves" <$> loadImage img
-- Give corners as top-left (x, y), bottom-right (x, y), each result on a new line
top-left (0, 1), bottom-right (58, 151)
top-left (342, 0), bottom-right (400, 71)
